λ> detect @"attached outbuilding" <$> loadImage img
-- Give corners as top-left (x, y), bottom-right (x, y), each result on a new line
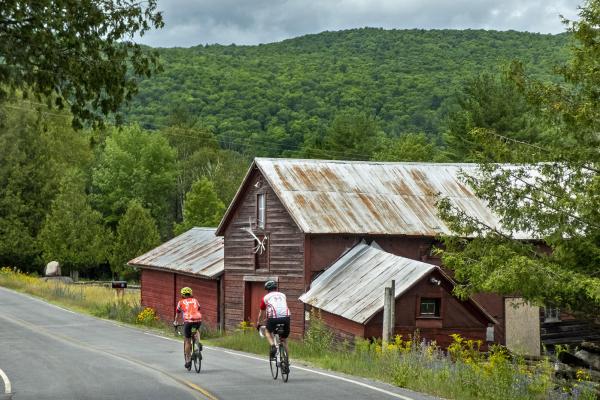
top-left (300, 241), bottom-right (496, 348)
top-left (128, 227), bottom-right (224, 330)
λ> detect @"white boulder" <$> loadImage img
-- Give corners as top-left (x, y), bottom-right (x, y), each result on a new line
top-left (45, 261), bottom-right (61, 277)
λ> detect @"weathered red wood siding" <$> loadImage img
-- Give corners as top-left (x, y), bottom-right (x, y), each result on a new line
top-left (141, 269), bottom-right (220, 328)
top-left (364, 270), bottom-right (489, 349)
top-left (223, 168), bottom-right (305, 337)
top-left (141, 269), bottom-right (175, 321)
top-left (472, 293), bottom-right (504, 345)
top-left (307, 235), bottom-right (442, 283)
top-left (175, 275), bottom-right (219, 329)
top-left (313, 308), bottom-right (365, 343)
top-left (308, 235), bottom-right (503, 345)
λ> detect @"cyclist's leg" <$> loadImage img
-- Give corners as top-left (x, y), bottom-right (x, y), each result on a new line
top-left (194, 322), bottom-right (202, 350)
top-left (183, 322), bottom-right (193, 364)
top-left (281, 337), bottom-right (289, 354)
top-left (264, 328), bottom-right (275, 346)
top-left (264, 318), bottom-right (275, 346)
top-left (265, 318), bottom-right (277, 357)
top-left (184, 337), bottom-right (192, 361)
top-left (281, 317), bottom-right (291, 356)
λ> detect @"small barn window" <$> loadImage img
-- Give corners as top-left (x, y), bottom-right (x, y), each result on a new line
top-left (257, 193), bottom-right (266, 229)
top-left (419, 298), bottom-right (441, 317)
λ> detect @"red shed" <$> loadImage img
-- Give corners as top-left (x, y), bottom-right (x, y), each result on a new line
top-left (300, 242), bottom-right (496, 347)
top-left (128, 227), bottom-right (224, 330)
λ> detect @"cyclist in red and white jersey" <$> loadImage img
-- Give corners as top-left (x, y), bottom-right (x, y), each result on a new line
top-left (257, 280), bottom-right (290, 358)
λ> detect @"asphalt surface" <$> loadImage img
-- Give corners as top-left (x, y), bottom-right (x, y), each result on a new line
top-left (0, 287), bottom-right (440, 400)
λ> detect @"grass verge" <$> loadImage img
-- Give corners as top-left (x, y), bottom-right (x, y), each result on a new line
top-left (207, 314), bottom-right (597, 400)
top-left (0, 267), bottom-right (163, 329)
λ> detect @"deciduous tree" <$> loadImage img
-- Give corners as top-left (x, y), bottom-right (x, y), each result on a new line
top-left (302, 112), bottom-right (385, 160)
top-left (38, 170), bottom-right (111, 274)
top-left (92, 125), bottom-right (176, 237)
top-left (0, 99), bottom-right (93, 270)
top-left (174, 177), bottom-right (225, 235)
top-left (443, 72), bottom-right (546, 162)
top-left (0, 0), bottom-right (163, 127)
top-left (110, 200), bottom-right (160, 280)
top-left (439, 0), bottom-right (600, 315)
top-left (372, 133), bottom-right (441, 162)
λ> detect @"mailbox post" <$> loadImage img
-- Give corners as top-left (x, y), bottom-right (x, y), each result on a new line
top-left (112, 281), bottom-right (127, 298)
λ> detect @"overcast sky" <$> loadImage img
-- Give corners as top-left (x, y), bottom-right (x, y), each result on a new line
top-left (137, 0), bottom-right (583, 48)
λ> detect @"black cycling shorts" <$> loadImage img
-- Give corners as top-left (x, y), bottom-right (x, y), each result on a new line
top-left (183, 321), bottom-right (201, 339)
top-left (266, 317), bottom-right (290, 338)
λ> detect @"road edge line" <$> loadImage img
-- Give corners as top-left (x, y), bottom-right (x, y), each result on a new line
top-left (138, 333), bottom-right (419, 400)
top-left (213, 348), bottom-right (416, 400)
top-left (0, 368), bottom-right (11, 395)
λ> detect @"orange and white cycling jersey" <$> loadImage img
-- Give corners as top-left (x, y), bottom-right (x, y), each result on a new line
top-left (176, 298), bottom-right (202, 322)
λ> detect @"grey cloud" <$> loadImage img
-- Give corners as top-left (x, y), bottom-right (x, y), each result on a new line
top-left (138, 0), bottom-right (582, 47)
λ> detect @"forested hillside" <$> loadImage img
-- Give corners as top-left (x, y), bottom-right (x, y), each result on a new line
top-left (125, 28), bottom-right (569, 157)
top-left (0, 28), bottom-right (573, 276)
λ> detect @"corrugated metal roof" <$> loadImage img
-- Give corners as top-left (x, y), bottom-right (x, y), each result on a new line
top-left (255, 158), bottom-right (529, 237)
top-left (128, 228), bottom-right (224, 279)
top-left (299, 242), bottom-right (495, 325)
top-left (299, 242), bottom-right (437, 324)
top-left (217, 158), bottom-right (534, 239)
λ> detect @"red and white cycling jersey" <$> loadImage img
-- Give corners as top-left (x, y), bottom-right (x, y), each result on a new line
top-left (176, 298), bottom-right (202, 322)
top-left (260, 291), bottom-right (290, 319)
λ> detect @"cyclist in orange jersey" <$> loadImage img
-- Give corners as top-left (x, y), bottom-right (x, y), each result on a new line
top-left (174, 287), bottom-right (202, 369)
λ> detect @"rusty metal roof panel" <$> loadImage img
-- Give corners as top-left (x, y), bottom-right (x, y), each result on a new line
top-left (256, 158), bottom-right (531, 239)
top-left (128, 228), bottom-right (224, 279)
top-left (299, 242), bottom-right (436, 324)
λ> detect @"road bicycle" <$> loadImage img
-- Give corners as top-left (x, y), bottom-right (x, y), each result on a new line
top-left (260, 323), bottom-right (290, 382)
top-left (175, 324), bottom-right (202, 373)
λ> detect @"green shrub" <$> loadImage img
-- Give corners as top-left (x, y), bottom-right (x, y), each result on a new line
top-left (304, 309), bottom-right (334, 354)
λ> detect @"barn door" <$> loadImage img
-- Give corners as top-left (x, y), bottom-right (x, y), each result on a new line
top-left (244, 281), bottom-right (266, 326)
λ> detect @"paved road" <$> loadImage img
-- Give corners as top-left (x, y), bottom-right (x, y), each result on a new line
top-left (0, 287), bottom-right (440, 400)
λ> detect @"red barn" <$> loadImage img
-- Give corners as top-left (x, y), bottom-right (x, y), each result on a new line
top-left (129, 227), bottom-right (224, 330)
top-left (216, 158), bottom-right (535, 344)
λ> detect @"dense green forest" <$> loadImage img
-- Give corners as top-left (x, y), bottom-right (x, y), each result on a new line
top-left (125, 28), bottom-right (569, 158)
top-left (0, 28), bottom-right (573, 278)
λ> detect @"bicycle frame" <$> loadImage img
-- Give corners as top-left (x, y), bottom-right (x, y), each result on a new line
top-left (262, 323), bottom-right (289, 382)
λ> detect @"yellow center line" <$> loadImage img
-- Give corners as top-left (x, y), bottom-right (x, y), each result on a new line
top-left (0, 313), bottom-right (218, 400)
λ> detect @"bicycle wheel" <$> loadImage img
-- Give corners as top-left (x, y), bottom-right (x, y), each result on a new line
top-left (269, 345), bottom-right (278, 379)
top-left (280, 345), bottom-right (289, 382)
top-left (193, 338), bottom-right (202, 373)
